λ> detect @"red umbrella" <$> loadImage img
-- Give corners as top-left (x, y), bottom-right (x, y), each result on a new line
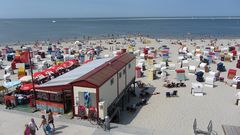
top-left (42, 68), bottom-right (56, 75)
top-left (50, 65), bottom-right (64, 72)
top-left (61, 61), bottom-right (74, 68)
top-left (19, 83), bottom-right (39, 91)
top-left (33, 72), bottom-right (47, 80)
top-left (69, 59), bottom-right (79, 65)
top-left (84, 59), bottom-right (92, 64)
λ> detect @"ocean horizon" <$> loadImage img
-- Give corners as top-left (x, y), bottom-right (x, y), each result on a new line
top-left (0, 17), bottom-right (240, 44)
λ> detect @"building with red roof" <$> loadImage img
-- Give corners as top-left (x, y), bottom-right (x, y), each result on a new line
top-left (36, 53), bottom-right (136, 120)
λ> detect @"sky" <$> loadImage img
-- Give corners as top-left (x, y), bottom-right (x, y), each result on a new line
top-left (0, 0), bottom-right (240, 18)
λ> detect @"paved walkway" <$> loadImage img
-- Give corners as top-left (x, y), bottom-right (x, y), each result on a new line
top-left (0, 106), bottom-right (152, 135)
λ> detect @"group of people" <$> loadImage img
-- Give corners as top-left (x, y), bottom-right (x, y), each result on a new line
top-left (24, 109), bottom-right (55, 135)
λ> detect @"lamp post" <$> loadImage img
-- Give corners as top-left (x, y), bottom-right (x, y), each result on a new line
top-left (28, 49), bottom-right (36, 108)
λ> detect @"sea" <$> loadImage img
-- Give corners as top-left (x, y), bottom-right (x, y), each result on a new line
top-left (0, 17), bottom-right (240, 44)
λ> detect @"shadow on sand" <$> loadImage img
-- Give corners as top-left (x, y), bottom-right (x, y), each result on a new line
top-left (53, 125), bottom-right (68, 134)
top-left (118, 85), bottom-right (156, 125)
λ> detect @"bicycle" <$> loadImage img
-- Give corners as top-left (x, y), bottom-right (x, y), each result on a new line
top-left (88, 112), bottom-right (106, 130)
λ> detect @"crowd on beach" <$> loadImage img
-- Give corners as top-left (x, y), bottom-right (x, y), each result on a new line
top-left (1, 35), bottom-right (240, 134)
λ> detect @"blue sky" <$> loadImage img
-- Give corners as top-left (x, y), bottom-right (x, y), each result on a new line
top-left (0, 0), bottom-right (240, 18)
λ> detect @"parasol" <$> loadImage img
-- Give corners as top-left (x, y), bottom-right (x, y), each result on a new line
top-left (33, 72), bottom-right (47, 80)
top-left (19, 83), bottom-right (39, 91)
top-left (20, 76), bottom-right (32, 82)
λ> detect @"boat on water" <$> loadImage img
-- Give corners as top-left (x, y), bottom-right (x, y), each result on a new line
top-left (52, 20), bottom-right (56, 23)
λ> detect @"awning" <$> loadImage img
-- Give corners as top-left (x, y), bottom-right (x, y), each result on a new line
top-left (20, 83), bottom-right (39, 91)
top-left (35, 89), bottom-right (62, 94)
top-left (3, 81), bottom-right (21, 89)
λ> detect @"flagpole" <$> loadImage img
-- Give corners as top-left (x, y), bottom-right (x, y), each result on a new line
top-left (29, 49), bottom-right (36, 108)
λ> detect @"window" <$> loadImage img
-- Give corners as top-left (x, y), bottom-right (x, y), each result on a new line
top-left (36, 92), bottom-right (49, 101)
top-left (119, 72), bottom-right (122, 78)
top-left (110, 78), bottom-right (114, 85)
top-left (123, 69), bottom-right (126, 75)
top-left (50, 93), bottom-right (63, 103)
top-left (128, 63), bottom-right (131, 69)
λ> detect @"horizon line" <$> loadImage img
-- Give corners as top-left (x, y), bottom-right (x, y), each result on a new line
top-left (1, 16), bottom-right (240, 19)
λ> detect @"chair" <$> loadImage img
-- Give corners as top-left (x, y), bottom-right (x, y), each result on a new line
top-left (193, 118), bottom-right (218, 135)
top-left (172, 90), bottom-right (178, 96)
top-left (166, 92), bottom-right (171, 97)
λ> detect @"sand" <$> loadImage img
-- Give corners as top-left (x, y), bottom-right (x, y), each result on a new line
top-left (1, 37), bottom-right (240, 135)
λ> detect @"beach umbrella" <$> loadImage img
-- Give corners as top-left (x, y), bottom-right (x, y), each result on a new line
top-left (33, 72), bottom-right (47, 80)
top-left (50, 65), bottom-right (62, 72)
top-left (42, 68), bottom-right (55, 75)
top-left (84, 59), bottom-right (92, 64)
top-left (69, 59), bottom-right (79, 66)
top-left (3, 80), bottom-right (21, 89)
top-left (19, 83), bottom-right (39, 91)
top-left (20, 76), bottom-right (32, 82)
top-left (61, 61), bottom-right (73, 69)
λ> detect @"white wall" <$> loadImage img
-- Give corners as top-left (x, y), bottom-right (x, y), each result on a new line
top-left (73, 86), bottom-right (96, 115)
top-left (118, 67), bottom-right (126, 95)
top-left (126, 59), bottom-right (136, 85)
top-left (99, 74), bottom-right (118, 108)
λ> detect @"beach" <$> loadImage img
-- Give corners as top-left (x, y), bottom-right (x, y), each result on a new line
top-left (0, 37), bottom-right (240, 135)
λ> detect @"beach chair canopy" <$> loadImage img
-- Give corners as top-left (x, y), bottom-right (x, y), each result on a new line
top-left (195, 71), bottom-right (204, 77)
top-left (192, 83), bottom-right (203, 93)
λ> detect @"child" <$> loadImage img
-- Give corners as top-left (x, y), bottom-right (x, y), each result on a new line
top-left (24, 124), bottom-right (30, 135)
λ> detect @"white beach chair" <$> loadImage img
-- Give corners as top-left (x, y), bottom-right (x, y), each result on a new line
top-left (167, 63), bottom-right (176, 70)
top-left (182, 60), bottom-right (189, 68)
top-left (205, 76), bottom-right (215, 88)
top-left (191, 83), bottom-right (204, 96)
top-left (188, 65), bottom-right (196, 74)
top-left (3, 73), bottom-right (11, 81)
top-left (154, 64), bottom-right (162, 71)
top-left (199, 63), bottom-right (207, 72)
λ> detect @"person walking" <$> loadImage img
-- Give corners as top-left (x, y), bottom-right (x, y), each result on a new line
top-left (39, 115), bottom-right (48, 135)
top-left (48, 109), bottom-right (55, 130)
top-left (29, 118), bottom-right (38, 135)
top-left (235, 91), bottom-right (240, 105)
top-left (24, 124), bottom-right (31, 135)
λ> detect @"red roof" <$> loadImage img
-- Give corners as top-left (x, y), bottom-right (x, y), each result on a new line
top-left (72, 53), bottom-right (135, 87)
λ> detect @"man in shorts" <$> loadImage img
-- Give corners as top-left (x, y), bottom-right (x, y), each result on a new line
top-left (48, 109), bottom-right (55, 130)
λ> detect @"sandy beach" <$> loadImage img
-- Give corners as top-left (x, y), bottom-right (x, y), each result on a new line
top-left (1, 37), bottom-right (240, 135)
